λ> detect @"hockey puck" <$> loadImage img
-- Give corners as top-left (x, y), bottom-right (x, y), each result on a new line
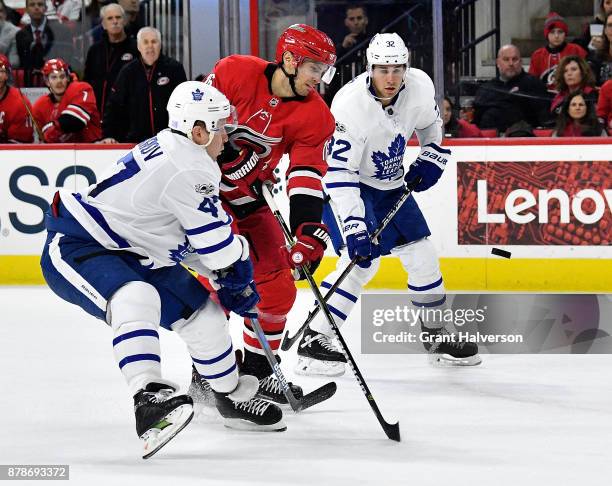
top-left (491, 247), bottom-right (512, 259)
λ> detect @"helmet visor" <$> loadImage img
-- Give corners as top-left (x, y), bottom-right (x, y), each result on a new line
top-left (208, 104), bottom-right (237, 132)
top-left (302, 59), bottom-right (336, 85)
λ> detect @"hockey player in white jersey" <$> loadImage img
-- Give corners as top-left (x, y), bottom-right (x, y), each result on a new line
top-left (295, 33), bottom-right (482, 376)
top-left (40, 82), bottom-right (286, 459)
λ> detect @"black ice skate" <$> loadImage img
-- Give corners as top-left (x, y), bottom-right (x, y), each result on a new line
top-left (188, 364), bottom-right (215, 407)
top-left (421, 323), bottom-right (482, 367)
top-left (214, 392), bottom-right (286, 432)
top-left (240, 349), bottom-right (304, 405)
top-left (255, 374), bottom-right (304, 405)
top-left (295, 328), bottom-right (347, 377)
top-left (134, 382), bottom-right (194, 459)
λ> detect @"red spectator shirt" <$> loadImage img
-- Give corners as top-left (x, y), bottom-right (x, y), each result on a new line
top-left (0, 86), bottom-right (34, 143)
top-left (32, 80), bottom-right (102, 143)
top-left (208, 55), bottom-right (335, 207)
top-left (457, 118), bottom-right (482, 137)
top-left (529, 43), bottom-right (587, 91)
top-left (596, 80), bottom-right (612, 134)
top-left (550, 85), bottom-right (597, 115)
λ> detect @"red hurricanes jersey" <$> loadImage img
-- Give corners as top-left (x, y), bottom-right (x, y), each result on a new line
top-left (596, 80), bottom-right (612, 132)
top-left (32, 80), bottom-right (102, 143)
top-left (208, 55), bottom-right (335, 207)
top-left (529, 43), bottom-right (587, 91)
top-left (0, 87), bottom-right (34, 143)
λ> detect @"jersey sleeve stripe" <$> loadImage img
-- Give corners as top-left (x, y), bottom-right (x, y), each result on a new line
top-left (194, 233), bottom-right (235, 255)
top-left (185, 215), bottom-right (232, 236)
top-left (327, 167), bottom-right (358, 173)
top-left (287, 169), bottom-right (322, 181)
top-left (325, 182), bottom-right (360, 189)
top-left (287, 187), bottom-right (323, 199)
top-left (66, 104), bottom-right (91, 121)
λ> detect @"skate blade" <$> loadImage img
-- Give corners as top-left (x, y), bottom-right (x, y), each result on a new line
top-left (222, 417), bottom-right (287, 432)
top-left (428, 353), bottom-right (483, 367)
top-left (294, 356), bottom-right (346, 377)
top-left (141, 404), bottom-right (194, 459)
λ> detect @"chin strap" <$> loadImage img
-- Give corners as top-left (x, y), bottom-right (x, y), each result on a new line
top-left (279, 62), bottom-right (301, 97)
top-left (187, 128), bottom-right (216, 148)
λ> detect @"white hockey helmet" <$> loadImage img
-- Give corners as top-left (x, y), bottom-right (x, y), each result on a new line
top-left (366, 33), bottom-right (410, 69)
top-left (167, 81), bottom-right (234, 144)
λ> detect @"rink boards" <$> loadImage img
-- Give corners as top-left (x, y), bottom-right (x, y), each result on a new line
top-left (0, 139), bottom-right (610, 291)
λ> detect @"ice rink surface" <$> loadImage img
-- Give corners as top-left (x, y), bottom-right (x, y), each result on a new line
top-left (1, 286), bottom-right (611, 486)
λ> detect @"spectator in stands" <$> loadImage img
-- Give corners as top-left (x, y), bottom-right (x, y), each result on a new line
top-left (0, 0), bottom-right (19, 66)
top-left (550, 55), bottom-right (598, 115)
top-left (32, 57), bottom-right (102, 142)
top-left (553, 91), bottom-right (607, 137)
top-left (119, 0), bottom-right (144, 39)
top-left (588, 12), bottom-right (612, 85)
top-left (575, 0), bottom-right (612, 51)
top-left (101, 27), bottom-right (186, 143)
top-left (325, 4), bottom-right (370, 103)
top-left (20, 0), bottom-right (82, 25)
top-left (16, 0), bottom-right (51, 84)
top-left (0, 54), bottom-right (34, 142)
top-left (16, 0), bottom-right (73, 86)
top-left (596, 79), bottom-right (612, 133)
top-left (473, 44), bottom-right (550, 133)
top-left (442, 96), bottom-right (481, 138)
top-left (2, 0), bottom-right (21, 26)
top-left (336, 4), bottom-right (369, 61)
top-left (84, 3), bottom-right (138, 118)
top-left (529, 12), bottom-right (587, 92)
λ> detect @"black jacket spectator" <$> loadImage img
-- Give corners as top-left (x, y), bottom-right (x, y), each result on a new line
top-left (84, 32), bottom-right (138, 117)
top-left (16, 21), bottom-right (54, 83)
top-left (102, 54), bottom-right (187, 143)
top-left (473, 70), bottom-right (551, 132)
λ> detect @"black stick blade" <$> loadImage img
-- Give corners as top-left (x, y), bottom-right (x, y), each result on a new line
top-left (280, 330), bottom-right (295, 351)
top-left (298, 382), bottom-right (337, 411)
top-left (383, 421), bottom-right (401, 442)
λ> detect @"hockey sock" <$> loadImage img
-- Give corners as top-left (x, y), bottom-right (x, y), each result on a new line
top-left (109, 282), bottom-right (163, 395)
top-left (310, 251), bottom-right (378, 336)
top-left (172, 299), bottom-right (239, 394)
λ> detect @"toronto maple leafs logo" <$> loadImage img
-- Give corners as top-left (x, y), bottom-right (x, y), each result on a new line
top-left (192, 88), bottom-right (204, 101)
top-left (371, 134), bottom-right (406, 180)
top-left (169, 237), bottom-right (194, 263)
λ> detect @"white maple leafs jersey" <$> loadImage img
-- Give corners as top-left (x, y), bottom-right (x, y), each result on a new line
top-left (325, 69), bottom-right (443, 223)
top-left (59, 129), bottom-right (242, 274)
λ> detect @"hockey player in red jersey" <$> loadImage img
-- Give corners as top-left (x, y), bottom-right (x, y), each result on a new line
top-left (190, 24), bottom-right (337, 405)
top-left (32, 58), bottom-right (102, 143)
top-left (0, 54), bottom-right (34, 143)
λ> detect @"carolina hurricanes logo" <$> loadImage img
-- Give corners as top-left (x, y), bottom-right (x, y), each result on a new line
top-left (226, 123), bottom-right (282, 160)
top-left (245, 109), bottom-right (272, 134)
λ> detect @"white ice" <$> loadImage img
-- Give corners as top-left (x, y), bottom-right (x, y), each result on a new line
top-left (1, 287), bottom-right (611, 486)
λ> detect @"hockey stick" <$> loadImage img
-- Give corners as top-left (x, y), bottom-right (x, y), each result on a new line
top-left (16, 89), bottom-right (44, 141)
top-left (261, 183), bottom-right (400, 442)
top-left (247, 309), bottom-right (337, 412)
top-left (281, 183), bottom-right (418, 351)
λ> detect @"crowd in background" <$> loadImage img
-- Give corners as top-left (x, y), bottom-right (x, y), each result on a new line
top-left (1, 0), bottom-right (612, 144)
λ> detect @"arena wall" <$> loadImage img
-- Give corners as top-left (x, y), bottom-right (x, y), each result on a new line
top-left (0, 139), bottom-right (610, 291)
